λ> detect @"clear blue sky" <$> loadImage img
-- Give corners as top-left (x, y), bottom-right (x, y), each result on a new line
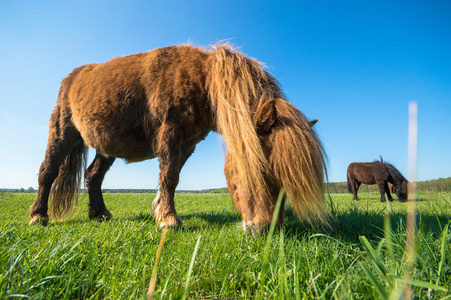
top-left (1, 1), bottom-right (450, 190)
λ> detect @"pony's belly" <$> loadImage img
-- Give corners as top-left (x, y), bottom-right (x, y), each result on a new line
top-left (82, 131), bottom-right (156, 162)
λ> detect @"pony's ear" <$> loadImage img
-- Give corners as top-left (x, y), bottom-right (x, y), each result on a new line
top-left (255, 99), bottom-right (277, 134)
top-left (309, 119), bottom-right (318, 127)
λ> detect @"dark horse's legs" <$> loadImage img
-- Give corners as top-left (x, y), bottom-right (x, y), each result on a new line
top-left (353, 181), bottom-right (361, 200)
top-left (378, 181), bottom-right (393, 202)
top-left (85, 152), bottom-right (116, 221)
top-left (29, 106), bottom-right (83, 226)
top-left (348, 174), bottom-right (360, 200)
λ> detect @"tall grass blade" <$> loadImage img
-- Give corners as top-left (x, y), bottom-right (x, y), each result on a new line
top-left (383, 213), bottom-right (395, 272)
top-left (147, 226), bottom-right (168, 300)
top-left (437, 223), bottom-right (449, 285)
top-left (294, 258), bottom-right (301, 300)
top-left (182, 234), bottom-right (202, 300)
top-left (159, 270), bottom-right (174, 300)
top-left (328, 193), bottom-right (336, 219)
top-left (360, 262), bottom-right (388, 300)
top-left (403, 101), bottom-right (418, 299)
top-left (359, 236), bottom-right (388, 280)
top-left (278, 229), bottom-right (286, 300)
top-left (257, 188), bottom-right (284, 300)
top-left (399, 278), bottom-right (448, 293)
top-left (5, 295), bottom-right (33, 299)
top-left (383, 211), bottom-right (405, 299)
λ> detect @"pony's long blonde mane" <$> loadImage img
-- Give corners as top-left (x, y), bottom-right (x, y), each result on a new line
top-left (207, 43), bottom-right (282, 199)
top-left (269, 99), bottom-right (328, 225)
top-left (207, 43), bottom-right (327, 225)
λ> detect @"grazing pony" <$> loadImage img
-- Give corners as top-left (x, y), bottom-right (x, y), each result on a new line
top-left (29, 43), bottom-right (327, 231)
top-left (347, 157), bottom-right (407, 202)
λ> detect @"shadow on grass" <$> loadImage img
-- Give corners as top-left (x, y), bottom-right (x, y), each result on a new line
top-left (118, 207), bottom-right (448, 243)
top-left (60, 211), bottom-right (154, 226)
top-left (63, 211), bottom-right (240, 231)
top-left (58, 199), bottom-right (448, 246)
top-left (181, 211), bottom-right (241, 227)
top-left (282, 205), bottom-right (450, 244)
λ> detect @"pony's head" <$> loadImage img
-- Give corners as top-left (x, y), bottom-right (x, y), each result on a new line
top-left (208, 44), bottom-right (327, 232)
top-left (225, 98), bottom-right (328, 232)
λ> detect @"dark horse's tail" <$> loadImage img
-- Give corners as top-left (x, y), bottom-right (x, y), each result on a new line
top-left (346, 174), bottom-right (352, 193)
top-left (50, 142), bottom-right (88, 219)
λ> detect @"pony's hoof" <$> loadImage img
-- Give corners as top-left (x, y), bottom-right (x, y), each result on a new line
top-left (242, 221), bottom-right (269, 235)
top-left (29, 215), bottom-right (49, 226)
top-left (89, 209), bottom-right (113, 222)
top-left (158, 215), bottom-right (183, 229)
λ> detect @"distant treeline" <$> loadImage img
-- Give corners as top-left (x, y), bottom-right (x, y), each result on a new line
top-left (326, 177), bottom-right (451, 194)
top-left (99, 188), bottom-right (230, 194)
top-left (2, 178), bottom-right (450, 194)
top-left (0, 187), bottom-right (230, 194)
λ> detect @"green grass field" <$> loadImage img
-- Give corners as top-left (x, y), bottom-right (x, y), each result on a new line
top-left (1, 191), bottom-right (450, 299)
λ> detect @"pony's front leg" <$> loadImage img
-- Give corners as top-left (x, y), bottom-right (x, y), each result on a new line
top-left (238, 193), bottom-right (285, 234)
top-left (152, 159), bottom-right (183, 228)
top-left (225, 154), bottom-right (283, 233)
top-left (227, 183), bottom-right (260, 232)
top-left (224, 154), bottom-right (258, 231)
top-left (151, 124), bottom-right (183, 228)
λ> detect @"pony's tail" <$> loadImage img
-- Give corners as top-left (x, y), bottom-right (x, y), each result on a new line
top-left (206, 43), bottom-right (282, 198)
top-left (50, 142), bottom-right (88, 219)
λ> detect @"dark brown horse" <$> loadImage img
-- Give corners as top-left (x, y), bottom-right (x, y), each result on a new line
top-left (347, 157), bottom-right (407, 202)
top-left (29, 43), bottom-right (328, 231)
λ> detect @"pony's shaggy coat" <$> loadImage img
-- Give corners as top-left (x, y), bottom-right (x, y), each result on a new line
top-left (347, 158), bottom-right (408, 202)
top-left (29, 43), bottom-right (327, 230)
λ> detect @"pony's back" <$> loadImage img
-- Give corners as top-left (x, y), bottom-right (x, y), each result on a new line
top-left (64, 45), bottom-right (212, 162)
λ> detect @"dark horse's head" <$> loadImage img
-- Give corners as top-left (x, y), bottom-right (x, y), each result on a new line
top-left (394, 180), bottom-right (408, 202)
top-left (386, 163), bottom-right (408, 202)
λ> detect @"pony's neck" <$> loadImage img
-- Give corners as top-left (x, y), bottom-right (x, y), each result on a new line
top-left (387, 165), bottom-right (406, 186)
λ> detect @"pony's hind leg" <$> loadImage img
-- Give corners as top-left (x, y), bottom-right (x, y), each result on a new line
top-left (29, 106), bottom-right (83, 226)
top-left (85, 152), bottom-right (116, 221)
top-left (151, 123), bottom-right (184, 228)
top-left (29, 156), bottom-right (66, 226)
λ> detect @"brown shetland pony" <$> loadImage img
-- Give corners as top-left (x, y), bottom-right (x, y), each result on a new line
top-left (29, 43), bottom-right (327, 231)
top-left (347, 157), bottom-right (407, 202)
